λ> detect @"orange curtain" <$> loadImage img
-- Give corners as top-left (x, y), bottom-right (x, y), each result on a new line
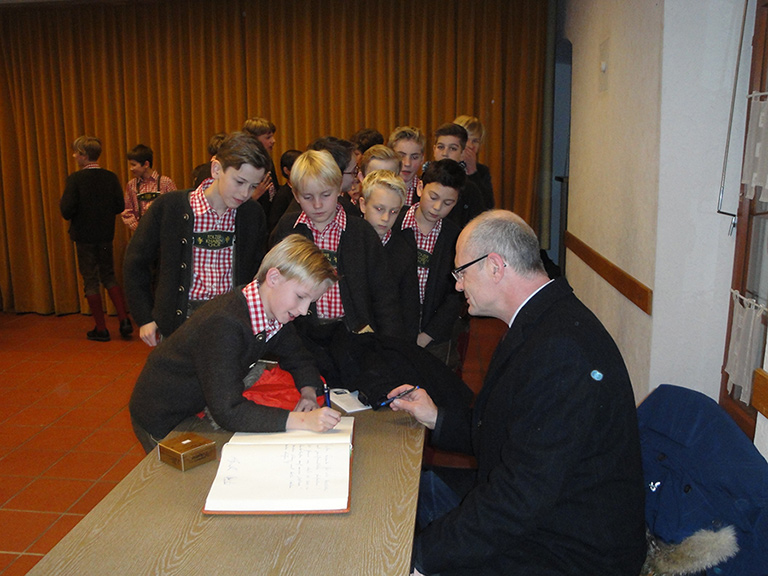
top-left (0, 0), bottom-right (547, 314)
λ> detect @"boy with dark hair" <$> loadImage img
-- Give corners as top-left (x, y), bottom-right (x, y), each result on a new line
top-left (430, 123), bottom-right (487, 229)
top-left (121, 144), bottom-right (177, 231)
top-left (350, 128), bottom-right (384, 164)
top-left (268, 148), bottom-right (302, 231)
top-left (387, 126), bottom-right (427, 207)
top-left (129, 234), bottom-right (341, 453)
top-left (60, 135), bottom-right (133, 341)
top-left (393, 159), bottom-right (465, 367)
top-left (124, 132), bottom-right (269, 347)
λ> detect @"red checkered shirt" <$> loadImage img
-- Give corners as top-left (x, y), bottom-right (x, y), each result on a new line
top-left (188, 181), bottom-right (237, 302)
top-left (121, 170), bottom-right (177, 230)
top-left (381, 229), bottom-right (392, 246)
top-left (242, 280), bottom-right (282, 341)
top-left (295, 205), bottom-right (346, 319)
top-left (405, 175), bottom-right (422, 206)
top-left (401, 203), bottom-right (442, 305)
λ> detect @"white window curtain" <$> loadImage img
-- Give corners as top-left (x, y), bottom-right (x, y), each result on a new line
top-left (725, 290), bottom-right (767, 403)
top-left (742, 97), bottom-right (768, 200)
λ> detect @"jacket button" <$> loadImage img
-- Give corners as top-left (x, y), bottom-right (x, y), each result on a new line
top-left (183, 214), bottom-right (190, 221)
top-left (180, 262), bottom-right (186, 270)
top-left (178, 286), bottom-right (185, 292)
top-left (175, 309), bottom-right (183, 316)
top-left (256, 333), bottom-right (265, 342)
top-left (181, 238), bottom-right (187, 245)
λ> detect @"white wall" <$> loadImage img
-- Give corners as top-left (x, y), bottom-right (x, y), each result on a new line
top-left (565, 0), bottom-right (750, 402)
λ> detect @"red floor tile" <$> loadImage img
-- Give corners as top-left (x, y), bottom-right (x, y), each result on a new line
top-left (27, 513), bottom-right (83, 554)
top-left (43, 450), bottom-right (123, 481)
top-left (54, 406), bottom-right (121, 429)
top-left (0, 448), bottom-right (65, 477)
top-left (0, 510), bottom-right (60, 552)
top-left (0, 476), bottom-right (33, 507)
top-left (22, 425), bottom-right (93, 452)
top-left (5, 477), bottom-right (93, 513)
top-left (13, 405), bottom-right (69, 427)
top-left (2, 553), bottom-right (42, 575)
top-left (0, 424), bottom-right (42, 450)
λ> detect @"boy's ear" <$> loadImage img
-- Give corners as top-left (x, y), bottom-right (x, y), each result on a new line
top-left (265, 267), bottom-right (282, 287)
top-left (210, 158), bottom-right (223, 179)
top-left (358, 196), bottom-right (367, 214)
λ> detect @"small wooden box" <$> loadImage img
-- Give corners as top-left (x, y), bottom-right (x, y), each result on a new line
top-left (158, 432), bottom-right (216, 471)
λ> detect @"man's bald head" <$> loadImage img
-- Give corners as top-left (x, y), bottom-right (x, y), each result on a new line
top-left (459, 210), bottom-right (547, 280)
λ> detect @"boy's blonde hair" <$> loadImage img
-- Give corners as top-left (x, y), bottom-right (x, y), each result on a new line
top-left (361, 170), bottom-right (407, 205)
top-left (290, 149), bottom-right (342, 195)
top-left (242, 116), bottom-right (277, 137)
top-left (360, 144), bottom-right (401, 176)
top-left (72, 136), bottom-right (102, 161)
top-left (453, 115), bottom-right (486, 143)
top-left (387, 126), bottom-right (426, 154)
top-left (256, 234), bottom-right (338, 291)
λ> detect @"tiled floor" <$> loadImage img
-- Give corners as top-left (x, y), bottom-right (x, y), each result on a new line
top-left (0, 312), bottom-right (149, 576)
top-left (0, 310), bottom-right (506, 576)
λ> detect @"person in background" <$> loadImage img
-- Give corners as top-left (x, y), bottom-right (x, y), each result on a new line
top-left (121, 144), bottom-right (177, 232)
top-left (454, 115), bottom-right (494, 209)
top-left (191, 132), bottom-right (226, 189)
top-left (60, 135), bottom-right (133, 342)
top-left (268, 148), bottom-right (302, 231)
top-left (387, 126), bottom-right (426, 207)
top-left (129, 234), bottom-right (341, 454)
top-left (124, 132), bottom-right (268, 347)
top-left (243, 116), bottom-right (280, 219)
top-left (389, 210), bottom-right (646, 576)
top-left (430, 123), bottom-right (486, 229)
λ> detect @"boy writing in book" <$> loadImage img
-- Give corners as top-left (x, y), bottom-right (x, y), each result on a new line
top-left (393, 159), bottom-right (465, 367)
top-left (129, 234), bottom-right (341, 453)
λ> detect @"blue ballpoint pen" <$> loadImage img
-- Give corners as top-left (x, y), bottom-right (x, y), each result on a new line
top-left (323, 382), bottom-right (332, 407)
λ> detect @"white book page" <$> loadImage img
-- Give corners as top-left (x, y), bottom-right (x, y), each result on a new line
top-left (227, 416), bottom-right (354, 446)
top-left (205, 441), bottom-right (350, 512)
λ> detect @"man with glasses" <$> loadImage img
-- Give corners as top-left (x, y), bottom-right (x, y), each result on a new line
top-left (389, 210), bottom-right (647, 576)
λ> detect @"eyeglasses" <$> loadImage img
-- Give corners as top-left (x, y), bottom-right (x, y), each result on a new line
top-left (343, 165), bottom-right (360, 177)
top-left (451, 254), bottom-right (489, 281)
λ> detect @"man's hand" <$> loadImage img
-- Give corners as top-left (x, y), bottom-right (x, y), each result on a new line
top-left (294, 386), bottom-right (320, 412)
top-left (388, 384), bottom-right (438, 430)
top-left (139, 321), bottom-right (160, 347)
top-left (286, 406), bottom-right (341, 432)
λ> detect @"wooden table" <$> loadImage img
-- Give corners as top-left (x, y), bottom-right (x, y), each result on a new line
top-left (28, 409), bottom-right (424, 576)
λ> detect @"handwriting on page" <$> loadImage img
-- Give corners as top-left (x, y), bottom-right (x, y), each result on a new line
top-left (222, 444), bottom-right (335, 493)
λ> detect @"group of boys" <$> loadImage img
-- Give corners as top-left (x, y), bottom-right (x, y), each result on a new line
top-left (60, 122), bottom-right (649, 576)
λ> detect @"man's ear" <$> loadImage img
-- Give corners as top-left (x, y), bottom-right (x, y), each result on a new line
top-left (487, 253), bottom-right (507, 280)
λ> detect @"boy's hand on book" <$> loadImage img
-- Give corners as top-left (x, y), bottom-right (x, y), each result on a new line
top-left (286, 407), bottom-right (341, 433)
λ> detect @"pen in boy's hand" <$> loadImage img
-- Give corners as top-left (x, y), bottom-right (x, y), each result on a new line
top-left (380, 386), bottom-right (419, 407)
top-left (323, 382), bottom-right (332, 408)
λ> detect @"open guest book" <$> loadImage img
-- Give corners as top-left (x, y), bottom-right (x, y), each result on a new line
top-left (203, 417), bottom-right (354, 514)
